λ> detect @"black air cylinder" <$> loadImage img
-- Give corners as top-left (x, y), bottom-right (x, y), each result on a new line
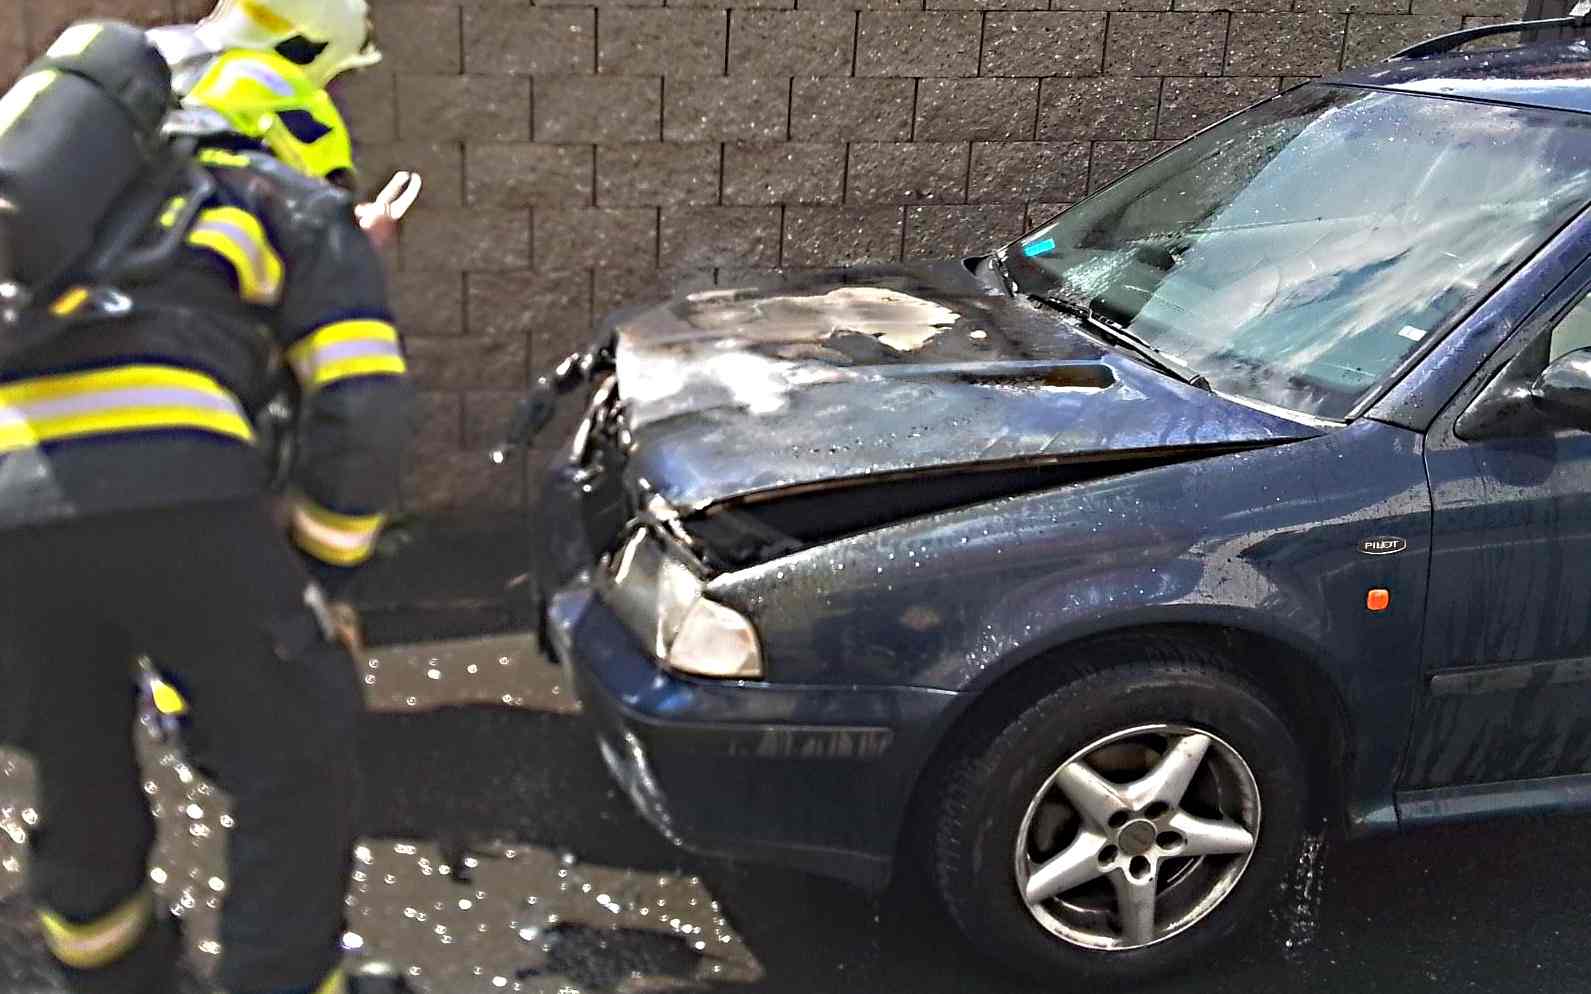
top-left (0, 20), bottom-right (172, 291)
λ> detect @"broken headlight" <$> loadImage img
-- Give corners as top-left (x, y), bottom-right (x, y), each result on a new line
top-left (606, 529), bottom-right (764, 680)
top-left (667, 597), bottom-right (762, 679)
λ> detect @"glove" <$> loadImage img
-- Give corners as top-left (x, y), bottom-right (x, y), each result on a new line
top-left (357, 171), bottom-right (423, 251)
top-left (299, 562), bottom-right (366, 655)
top-left (329, 601), bottom-right (365, 655)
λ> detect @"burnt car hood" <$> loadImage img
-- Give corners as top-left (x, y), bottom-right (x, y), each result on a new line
top-left (612, 266), bottom-right (1324, 511)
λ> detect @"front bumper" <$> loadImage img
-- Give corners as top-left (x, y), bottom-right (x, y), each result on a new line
top-left (534, 465), bottom-right (962, 891)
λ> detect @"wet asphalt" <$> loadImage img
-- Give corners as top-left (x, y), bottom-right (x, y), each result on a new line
top-left (2, 633), bottom-right (1590, 994)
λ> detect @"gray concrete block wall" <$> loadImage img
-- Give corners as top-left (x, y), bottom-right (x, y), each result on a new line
top-left (10, 0), bottom-right (1535, 513)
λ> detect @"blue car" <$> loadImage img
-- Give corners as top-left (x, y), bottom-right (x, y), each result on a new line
top-left (524, 17), bottom-right (1591, 984)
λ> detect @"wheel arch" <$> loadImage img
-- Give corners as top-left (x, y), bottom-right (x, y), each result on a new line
top-left (894, 621), bottom-right (1353, 876)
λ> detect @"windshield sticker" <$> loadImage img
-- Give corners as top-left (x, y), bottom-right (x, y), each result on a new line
top-left (1022, 238), bottom-right (1056, 257)
top-left (1397, 326), bottom-right (1428, 342)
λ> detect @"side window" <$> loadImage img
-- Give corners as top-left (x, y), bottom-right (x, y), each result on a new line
top-left (1550, 291), bottom-right (1591, 362)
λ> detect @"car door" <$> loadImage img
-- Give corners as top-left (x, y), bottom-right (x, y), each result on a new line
top-left (1405, 259), bottom-right (1591, 803)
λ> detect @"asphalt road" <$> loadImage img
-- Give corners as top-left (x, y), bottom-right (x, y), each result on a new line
top-left (3, 634), bottom-right (1590, 994)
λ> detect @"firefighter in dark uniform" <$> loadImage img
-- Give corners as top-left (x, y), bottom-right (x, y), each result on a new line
top-left (0, 38), bottom-right (411, 994)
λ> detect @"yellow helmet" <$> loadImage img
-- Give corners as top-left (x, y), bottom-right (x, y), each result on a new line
top-left (184, 50), bottom-right (354, 183)
top-left (192, 0), bottom-right (380, 88)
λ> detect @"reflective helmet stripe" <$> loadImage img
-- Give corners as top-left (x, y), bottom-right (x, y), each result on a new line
top-left (37, 889), bottom-right (153, 970)
top-left (185, 207), bottom-right (285, 305)
top-left (287, 320), bottom-right (407, 392)
top-left (210, 54), bottom-right (295, 98)
top-left (194, 0), bottom-right (379, 88)
top-left (238, 0), bottom-right (295, 34)
top-left (0, 365), bottom-right (255, 453)
top-left (291, 493), bottom-right (385, 567)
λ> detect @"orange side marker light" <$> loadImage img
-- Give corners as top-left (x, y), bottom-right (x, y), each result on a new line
top-left (1367, 589), bottom-right (1390, 613)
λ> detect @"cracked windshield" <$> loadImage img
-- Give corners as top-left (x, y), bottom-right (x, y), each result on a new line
top-left (1009, 84), bottom-right (1591, 418)
top-left (3, 3), bottom-right (1591, 994)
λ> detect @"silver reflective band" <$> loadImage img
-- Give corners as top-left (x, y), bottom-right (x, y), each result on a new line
top-left (0, 387), bottom-right (241, 424)
top-left (211, 57), bottom-right (295, 97)
top-left (297, 337), bottom-right (404, 372)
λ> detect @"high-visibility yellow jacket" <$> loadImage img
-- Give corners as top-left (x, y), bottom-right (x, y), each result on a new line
top-left (0, 144), bottom-right (413, 577)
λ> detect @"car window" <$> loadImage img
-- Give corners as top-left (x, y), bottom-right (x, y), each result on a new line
top-left (1006, 84), bottom-right (1591, 421)
top-left (1550, 291), bottom-right (1591, 362)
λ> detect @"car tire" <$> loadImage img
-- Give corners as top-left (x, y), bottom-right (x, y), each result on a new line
top-left (932, 635), bottom-right (1310, 987)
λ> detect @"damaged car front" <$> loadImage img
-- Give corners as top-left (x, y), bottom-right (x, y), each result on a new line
top-left (514, 67), bottom-right (1591, 986)
top-left (526, 252), bottom-right (1332, 860)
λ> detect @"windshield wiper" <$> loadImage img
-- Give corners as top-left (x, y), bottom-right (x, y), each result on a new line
top-left (1028, 293), bottom-right (1211, 391)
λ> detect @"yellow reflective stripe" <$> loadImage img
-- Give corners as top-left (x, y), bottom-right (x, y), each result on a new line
top-left (291, 495), bottom-right (385, 567)
top-left (0, 365), bottom-right (233, 406)
top-left (158, 196), bottom-right (187, 229)
top-left (290, 320), bottom-right (400, 353)
top-left (0, 406), bottom-right (255, 452)
top-left (287, 320), bottom-right (407, 391)
top-left (314, 968), bottom-right (349, 994)
top-left (198, 147), bottom-right (253, 170)
top-left (312, 354), bottom-right (407, 385)
top-left (240, 0), bottom-right (295, 34)
top-left (0, 365), bottom-right (255, 453)
top-left (0, 71), bottom-right (59, 138)
top-left (46, 24), bottom-right (104, 59)
top-left (187, 207), bottom-right (285, 305)
top-left (49, 287), bottom-right (89, 317)
top-left (151, 680), bottom-right (188, 718)
top-left (38, 889), bottom-right (152, 970)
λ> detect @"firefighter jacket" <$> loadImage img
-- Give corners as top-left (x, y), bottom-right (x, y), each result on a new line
top-left (0, 145), bottom-right (413, 580)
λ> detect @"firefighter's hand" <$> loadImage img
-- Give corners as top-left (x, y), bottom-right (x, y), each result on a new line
top-left (357, 209), bottom-right (399, 250)
top-left (329, 602), bottom-right (365, 656)
top-left (357, 171), bottom-right (423, 251)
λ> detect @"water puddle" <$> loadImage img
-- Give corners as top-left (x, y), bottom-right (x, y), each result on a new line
top-left (1276, 820), bottom-right (1330, 960)
top-left (357, 635), bottom-right (578, 715)
top-left (0, 635), bottom-right (762, 993)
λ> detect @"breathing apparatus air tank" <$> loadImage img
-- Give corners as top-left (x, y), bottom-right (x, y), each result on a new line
top-left (0, 21), bottom-right (210, 352)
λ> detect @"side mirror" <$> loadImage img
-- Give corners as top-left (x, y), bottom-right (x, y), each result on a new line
top-left (1456, 331), bottom-right (1560, 441)
top-left (1532, 349), bottom-right (1591, 432)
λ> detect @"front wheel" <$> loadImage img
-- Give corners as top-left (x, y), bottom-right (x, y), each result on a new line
top-left (932, 638), bottom-right (1310, 986)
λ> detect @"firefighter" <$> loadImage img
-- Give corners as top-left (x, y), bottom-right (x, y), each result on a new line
top-left (0, 36), bottom-right (412, 994)
top-left (147, 0), bottom-right (414, 252)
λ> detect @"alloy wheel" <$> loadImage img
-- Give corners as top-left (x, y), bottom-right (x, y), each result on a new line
top-left (1012, 723), bottom-right (1261, 951)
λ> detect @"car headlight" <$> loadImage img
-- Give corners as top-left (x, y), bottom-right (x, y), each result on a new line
top-left (667, 596), bottom-right (763, 679)
top-left (607, 529), bottom-right (764, 680)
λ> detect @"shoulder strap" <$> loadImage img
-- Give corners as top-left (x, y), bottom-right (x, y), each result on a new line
top-left (0, 144), bottom-right (213, 365)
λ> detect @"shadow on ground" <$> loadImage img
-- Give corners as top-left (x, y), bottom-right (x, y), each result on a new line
top-left (357, 702), bottom-right (1591, 994)
top-left (3, 631), bottom-right (1588, 994)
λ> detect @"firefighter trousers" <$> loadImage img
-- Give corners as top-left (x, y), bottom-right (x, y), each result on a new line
top-left (0, 498), bottom-right (363, 994)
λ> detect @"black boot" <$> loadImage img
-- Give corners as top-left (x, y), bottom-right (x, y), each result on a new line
top-left (50, 910), bottom-right (183, 994)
